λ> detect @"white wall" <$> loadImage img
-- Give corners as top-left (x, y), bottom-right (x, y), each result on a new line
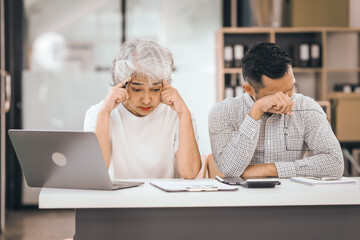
top-left (126, 0), bottom-right (221, 154)
top-left (160, 0), bottom-right (221, 155)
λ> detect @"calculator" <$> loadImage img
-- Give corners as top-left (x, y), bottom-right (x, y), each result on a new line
top-left (215, 176), bottom-right (280, 188)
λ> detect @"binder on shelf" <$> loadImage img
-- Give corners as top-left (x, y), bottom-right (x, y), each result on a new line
top-left (298, 43), bottom-right (310, 67)
top-left (233, 44), bottom-right (246, 68)
top-left (230, 74), bottom-right (237, 87)
top-left (310, 43), bottom-right (321, 67)
top-left (235, 74), bottom-right (244, 97)
top-left (224, 74), bottom-right (234, 98)
top-left (224, 45), bottom-right (233, 68)
top-left (334, 83), bottom-right (359, 93)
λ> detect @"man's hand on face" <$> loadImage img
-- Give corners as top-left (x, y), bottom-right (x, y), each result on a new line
top-left (249, 91), bottom-right (294, 120)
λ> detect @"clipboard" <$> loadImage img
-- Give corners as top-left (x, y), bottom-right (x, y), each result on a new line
top-left (150, 179), bottom-right (238, 192)
top-left (290, 177), bottom-right (358, 186)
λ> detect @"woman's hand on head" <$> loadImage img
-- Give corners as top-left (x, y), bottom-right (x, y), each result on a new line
top-left (101, 78), bottom-right (131, 114)
top-left (161, 79), bottom-right (189, 116)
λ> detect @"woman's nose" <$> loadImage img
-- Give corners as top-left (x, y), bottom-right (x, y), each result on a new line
top-left (141, 92), bottom-right (151, 104)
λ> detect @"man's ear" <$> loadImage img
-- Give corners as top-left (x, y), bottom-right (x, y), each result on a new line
top-left (243, 82), bottom-right (255, 96)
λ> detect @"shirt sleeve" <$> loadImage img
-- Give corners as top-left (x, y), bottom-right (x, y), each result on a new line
top-left (208, 102), bottom-right (261, 177)
top-left (274, 100), bottom-right (344, 178)
top-left (83, 104), bottom-right (100, 132)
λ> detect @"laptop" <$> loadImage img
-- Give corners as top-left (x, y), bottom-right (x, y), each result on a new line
top-left (8, 130), bottom-right (144, 191)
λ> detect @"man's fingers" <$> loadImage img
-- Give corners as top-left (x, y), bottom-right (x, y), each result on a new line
top-left (279, 97), bottom-right (289, 114)
top-left (271, 92), bottom-right (293, 114)
top-left (285, 97), bottom-right (294, 114)
top-left (281, 93), bottom-right (293, 114)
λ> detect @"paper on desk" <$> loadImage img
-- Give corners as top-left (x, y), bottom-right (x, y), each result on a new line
top-left (150, 179), bottom-right (238, 192)
top-left (290, 177), bottom-right (358, 186)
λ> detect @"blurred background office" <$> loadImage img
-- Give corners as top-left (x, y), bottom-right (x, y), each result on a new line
top-left (1, 0), bottom-right (360, 239)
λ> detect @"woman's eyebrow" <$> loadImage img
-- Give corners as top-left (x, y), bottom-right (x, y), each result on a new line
top-left (129, 82), bottom-right (143, 86)
top-left (151, 82), bottom-right (162, 86)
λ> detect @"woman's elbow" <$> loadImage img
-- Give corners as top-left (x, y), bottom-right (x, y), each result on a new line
top-left (179, 167), bottom-right (200, 179)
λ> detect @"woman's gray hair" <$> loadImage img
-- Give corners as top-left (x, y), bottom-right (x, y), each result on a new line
top-left (110, 39), bottom-right (174, 86)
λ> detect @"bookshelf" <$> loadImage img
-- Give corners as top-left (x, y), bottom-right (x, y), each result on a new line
top-left (216, 27), bottom-right (360, 102)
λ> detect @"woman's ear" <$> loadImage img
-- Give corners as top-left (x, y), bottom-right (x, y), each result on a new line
top-left (243, 82), bottom-right (255, 96)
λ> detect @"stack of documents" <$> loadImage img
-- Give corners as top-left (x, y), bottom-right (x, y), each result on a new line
top-left (290, 177), bottom-right (358, 186)
top-left (150, 179), bottom-right (238, 192)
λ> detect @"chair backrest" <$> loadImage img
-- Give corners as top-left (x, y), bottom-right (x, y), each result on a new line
top-left (206, 154), bottom-right (224, 178)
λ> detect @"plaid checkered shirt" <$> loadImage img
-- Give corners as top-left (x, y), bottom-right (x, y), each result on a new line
top-left (208, 93), bottom-right (344, 178)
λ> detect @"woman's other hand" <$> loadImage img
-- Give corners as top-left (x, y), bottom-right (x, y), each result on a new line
top-left (161, 79), bottom-right (189, 116)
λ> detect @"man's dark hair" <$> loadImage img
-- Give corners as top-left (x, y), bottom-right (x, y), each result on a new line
top-left (241, 42), bottom-right (292, 92)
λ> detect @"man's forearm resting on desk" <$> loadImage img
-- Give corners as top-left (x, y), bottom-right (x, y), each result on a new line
top-left (241, 164), bottom-right (278, 178)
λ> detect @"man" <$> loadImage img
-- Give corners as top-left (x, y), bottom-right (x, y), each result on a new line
top-left (208, 42), bottom-right (344, 178)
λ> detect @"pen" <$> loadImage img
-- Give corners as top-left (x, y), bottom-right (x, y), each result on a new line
top-left (186, 186), bottom-right (218, 192)
top-left (122, 80), bottom-right (129, 89)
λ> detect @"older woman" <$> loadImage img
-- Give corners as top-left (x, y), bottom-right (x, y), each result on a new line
top-left (84, 39), bottom-right (201, 179)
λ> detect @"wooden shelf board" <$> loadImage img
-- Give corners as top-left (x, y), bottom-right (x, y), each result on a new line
top-left (224, 68), bottom-right (324, 74)
top-left (219, 27), bottom-right (360, 34)
top-left (327, 92), bottom-right (360, 99)
top-left (326, 68), bottom-right (360, 73)
top-left (293, 68), bottom-right (323, 73)
top-left (224, 68), bottom-right (242, 74)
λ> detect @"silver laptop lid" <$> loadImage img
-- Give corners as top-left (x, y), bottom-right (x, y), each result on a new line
top-left (8, 130), bottom-right (114, 190)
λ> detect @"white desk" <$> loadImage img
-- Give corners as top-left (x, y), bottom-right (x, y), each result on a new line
top-left (39, 178), bottom-right (360, 240)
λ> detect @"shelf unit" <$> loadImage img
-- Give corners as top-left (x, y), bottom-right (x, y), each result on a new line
top-left (216, 27), bottom-right (360, 101)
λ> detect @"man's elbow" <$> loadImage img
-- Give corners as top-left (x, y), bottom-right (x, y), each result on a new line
top-left (215, 155), bottom-right (245, 177)
top-left (329, 153), bottom-right (345, 178)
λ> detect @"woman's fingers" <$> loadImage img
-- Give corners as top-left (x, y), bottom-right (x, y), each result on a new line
top-left (161, 92), bottom-right (173, 104)
top-left (117, 77), bottom-right (132, 89)
top-left (162, 79), bottom-right (170, 89)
